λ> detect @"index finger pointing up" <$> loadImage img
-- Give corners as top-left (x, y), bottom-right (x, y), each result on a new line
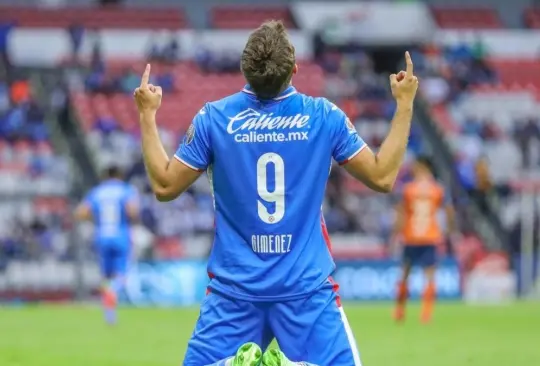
top-left (405, 51), bottom-right (413, 77)
top-left (140, 63), bottom-right (151, 88)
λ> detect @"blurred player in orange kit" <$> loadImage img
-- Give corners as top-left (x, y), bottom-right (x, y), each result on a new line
top-left (392, 156), bottom-right (456, 324)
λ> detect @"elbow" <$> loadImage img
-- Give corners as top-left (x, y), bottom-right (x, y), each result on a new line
top-left (372, 177), bottom-right (395, 194)
top-left (154, 192), bottom-right (176, 202)
top-left (153, 186), bottom-right (179, 202)
top-left (375, 183), bottom-right (394, 194)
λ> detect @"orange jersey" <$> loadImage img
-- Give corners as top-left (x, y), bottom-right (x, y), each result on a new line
top-left (401, 178), bottom-right (446, 245)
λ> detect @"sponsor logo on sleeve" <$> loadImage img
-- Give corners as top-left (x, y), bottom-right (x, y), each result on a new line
top-left (346, 118), bottom-right (356, 134)
top-left (184, 124), bottom-right (195, 145)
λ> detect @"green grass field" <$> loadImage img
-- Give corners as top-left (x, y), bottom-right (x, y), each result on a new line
top-left (1, 302), bottom-right (538, 366)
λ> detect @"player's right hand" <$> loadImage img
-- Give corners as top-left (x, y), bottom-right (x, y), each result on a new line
top-left (389, 52), bottom-right (419, 107)
top-left (134, 64), bottom-right (162, 114)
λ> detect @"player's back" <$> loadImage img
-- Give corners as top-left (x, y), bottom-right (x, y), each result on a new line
top-left (85, 179), bottom-right (136, 245)
top-left (176, 86), bottom-right (364, 301)
top-left (402, 178), bottom-right (445, 245)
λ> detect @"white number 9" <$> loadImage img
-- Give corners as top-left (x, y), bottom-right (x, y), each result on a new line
top-left (256, 153), bottom-right (285, 224)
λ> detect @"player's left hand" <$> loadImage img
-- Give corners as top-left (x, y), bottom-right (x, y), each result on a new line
top-left (389, 51), bottom-right (418, 107)
top-left (133, 64), bottom-right (162, 113)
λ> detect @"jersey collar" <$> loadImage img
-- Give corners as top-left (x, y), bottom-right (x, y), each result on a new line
top-left (242, 84), bottom-right (297, 101)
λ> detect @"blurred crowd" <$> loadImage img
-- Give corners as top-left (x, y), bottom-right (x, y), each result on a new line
top-left (83, 35), bottom-right (177, 95)
top-left (414, 40), bottom-right (540, 254)
top-left (0, 57), bottom-right (71, 265)
top-left (2, 19), bottom-right (540, 263)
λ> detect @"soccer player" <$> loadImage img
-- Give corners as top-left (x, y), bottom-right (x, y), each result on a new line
top-left (75, 165), bottom-right (139, 325)
top-left (133, 20), bottom-right (418, 366)
top-left (392, 156), bottom-right (455, 324)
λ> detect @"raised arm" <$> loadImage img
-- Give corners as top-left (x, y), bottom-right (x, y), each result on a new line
top-left (343, 52), bottom-right (418, 193)
top-left (134, 64), bottom-right (203, 201)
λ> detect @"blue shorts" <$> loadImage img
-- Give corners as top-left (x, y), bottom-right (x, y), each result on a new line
top-left (402, 245), bottom-right (437, 268)
top-left (96, 239), bottom-right (131, 278)
top-left (183, 284), bottom-right (362, 366)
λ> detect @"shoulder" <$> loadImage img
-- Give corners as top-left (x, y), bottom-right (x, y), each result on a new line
top-left (86, 184), bottom-right (108, 203)
top-left (206, 92), bottom-right (245, 114)
top-left (301, 95), bottom-right (341, 115)
top-left (299, 95), bottom-right (346, 131)
top-left (85, 187), bottom-right (98, 202)
top-left (194, 92), bottom-right (245, 126)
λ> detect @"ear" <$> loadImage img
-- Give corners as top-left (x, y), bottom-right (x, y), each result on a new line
top-left (293, 64), bottom-right (298, 75)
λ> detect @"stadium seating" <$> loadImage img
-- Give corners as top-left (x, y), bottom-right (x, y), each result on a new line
top-left (0, 84), bottom-right (71, 263)
top-left (210, 6), bottom-right (296, 29)
top-left (4, 1), bottom-right (528, 262)
top-left (488, 59), bottom-right (540, 90)
top-left (431, 7), bottom-right (503, 29)
top-left (446, 89), bottom-right (539, 182)
top-left (74, 61), bottom-right (324, 132)
top-left (425, 56), bottom-right (540, 185)
top-left (419, 43), bottom-right (540, 241)
top-left (0, 6), bottom-right (188, 29)
top-left (524, 7), bottom-right (540, 29)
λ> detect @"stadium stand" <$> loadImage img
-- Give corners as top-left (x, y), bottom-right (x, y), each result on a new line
top-left (488, 59), bottom-right (540, 89)
top-left (3, 4), bottom-right (540, 365)
top-left (416, 36), bottom-right (540, 255)
top-left (210, 6), bottom-right (296, 29)
top-left (0, 64), bottom-right (72, 266)
top-left (75, 61), bottom-right (323, 132)
top-left (431, 6), bottom-right (503, 29)
top-left (524, 7), bottom-right (540, 29)
top-left (0, 0), bottom-right (537, 299)
top-left (0, 6), bottom-right (188, 29)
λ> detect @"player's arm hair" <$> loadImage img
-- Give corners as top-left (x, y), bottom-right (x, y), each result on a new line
top-left (140, 112), bottom-right (203, 202)
top-left (74, 203), bottom-right (92, 221)
top-left (343, 104), bottom-right (413, 193)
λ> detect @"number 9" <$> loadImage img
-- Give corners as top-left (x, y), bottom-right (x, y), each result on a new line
top-left (256, 153), bottom-right (285, 224)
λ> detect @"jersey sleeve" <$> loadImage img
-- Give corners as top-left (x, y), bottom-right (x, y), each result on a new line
top-left (326, 100), bottom-right (367, 165)
top-left (174, 105), bottom-right (212, 171)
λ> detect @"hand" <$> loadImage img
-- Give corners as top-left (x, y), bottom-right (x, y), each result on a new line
top-left (389, 51), bottom-right (419, 107)
top-left (134, 64), bottom-right (162, 114)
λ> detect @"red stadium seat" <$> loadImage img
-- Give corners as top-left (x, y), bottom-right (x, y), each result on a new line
top-left (0, 6), bottom-right (188, 29)
top-left (524, 8), bottom-right (540, 29)
top-left (488, 59), bottom-right (540, 89)
top-left (431, 7), bottom-right (502, 29)
top-left (33, 197), bottom-right (69, 215)
top-left (73, 61), bottom-right (323, 133)
top-left (210, 6), bottom-right (296, 29)
top-left (430, 105), bottom-right (458, 133)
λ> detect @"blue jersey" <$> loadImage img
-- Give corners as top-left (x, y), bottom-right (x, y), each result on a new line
top-left (84, 179), bottom-right (138, 245)
top-left (175, 85), bottom-right (366, 301)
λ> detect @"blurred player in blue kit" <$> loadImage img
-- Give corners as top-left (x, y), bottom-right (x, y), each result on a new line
top-left (133, 21), bottom-right (418, 366)
top-left (75, 166), bottom-right (139, 325)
